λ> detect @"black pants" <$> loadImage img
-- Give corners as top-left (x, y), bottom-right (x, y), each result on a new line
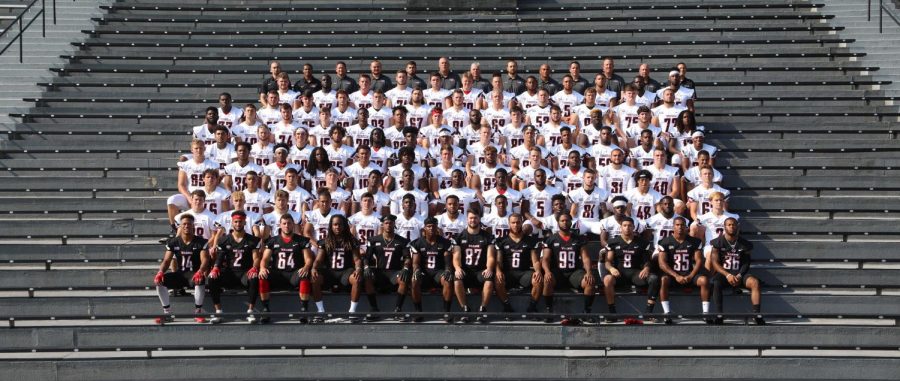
top-left (207, 270), bottom-right (258, 307)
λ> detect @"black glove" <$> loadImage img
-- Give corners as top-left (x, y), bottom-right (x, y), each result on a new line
top-left (441, 268), bottom-right (454, 282)
top-left (363, 266), bottom-right (374, 279)
top-left (398, 267), bottom-right (412, 283)
top-left (412, 268), bottom-right (426, 282)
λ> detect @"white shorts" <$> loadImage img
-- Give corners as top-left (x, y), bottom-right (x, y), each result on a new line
top-left (167, 194), bottom-right (190, 209)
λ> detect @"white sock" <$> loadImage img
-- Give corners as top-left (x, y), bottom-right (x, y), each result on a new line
top-left (247, 309), bottom-right (254, 314)
top-left (702, 302), bottom-right (710, 313)
top-left (193, 285), bottom-right (206, 308)
top-left (349, 301), bottom-right (359, 313)
top-left (315, 301), bottom-right (325, 313)
top-left (215, 309), bottom-right (223, 314)
top-left (156, 286), bottom-right (170, 309)
top-left (661, 301), bottom-right (671, 314)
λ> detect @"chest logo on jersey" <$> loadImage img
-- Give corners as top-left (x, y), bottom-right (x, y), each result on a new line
top-left (667, 245), bottom-right (675, 250)
top-left (615, 246), bottom-right (622, 250)
top-left (552, 243), bottom-right (560, 247)
top-left (226, 245), bottom-right (232, 250)
top-left (375, 242), bottom-right (382, 247)
top-left (273, 244), bottom-right (281, 249)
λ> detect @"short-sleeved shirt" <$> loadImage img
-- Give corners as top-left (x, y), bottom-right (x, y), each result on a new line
top-left (265, 234), bottom-right (311, 272)
top-left (710, 236), bottom-right (753, 275)
top-left (409, 236), bottom-right (455, 270)
top-left (317, 239), bottom-right (357, 270)
top-left (657, 236), bottom-right (703, 276)
top-left (542, 233), bottom-right (584, 271)
top-left (606, 236), bottom-right (652, 271)
top-left (365, 234), bottom-right (410, 270)
top-left (165, 236), bottom-right (208, 273)
top-left (216, 234), bottom-right (261, 272)
top-left (494, 235), bottom-right (539, 271)
top-left (454, 229), bottom-right (493, 271)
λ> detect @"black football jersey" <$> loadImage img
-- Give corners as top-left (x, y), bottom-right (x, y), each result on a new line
top-left (454, 229), bottom-right (492, 270)
top-left (216, 234), bottom-right (261, 271)
top-left (710, 236), bottom-right (753, 276)
top-left (543, 233), bottom-right (584, 271)
top-left (317, 239), bottom-right (356, 270)
top-left (494, 235), bottom-right (539, 271)
top-left (265, 234), bottom-right (311, 271)
top-left (409, 236), bottom-right (454, 270)
top-left (658, 236), bottom-right (703, 275)
top-left (607, 236), bottom-right (652, 270)
top-left (165, 236), bottom-right (207, 273)
top-left (365, 234), bottom-right (410, 270)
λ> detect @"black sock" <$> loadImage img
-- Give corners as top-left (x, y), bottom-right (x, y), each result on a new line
top-left (443, 300), bottom-right (452, 312)
top-left (528, 300), bottom-right (537, 309)
top-left (479, 305), bottom-right (487, 312)
top-left (301, 300), bottom-right (309, 312)
top-left (395, 294), bottom-right (407, 310)
top-left (545, 295), bottom-right (554, 311)
top-left (583, 295), bottom-right (594, 313)
top-left (645, 302), bottom-right (655, 313)
top-left (367, 294), bottom-right (379, 311)
top-left (262, 299), bottom-right (270, 311)
top-left (752, 304), bottom-right (761, 313)
top-left (169, 224), bottom-right (177, 233)
top-left (608, 304), bottom-right (617, 314)
top-left (414, 302), bottom-right (423, 312)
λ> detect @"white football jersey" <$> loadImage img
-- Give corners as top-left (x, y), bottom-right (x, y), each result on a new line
top-left (515, 91), bottom-right (539, 109)
top-left (471, 163), bottom-right (511, 193)
top-left (242, 189), bottom-right (272, 215)
top-left (178, 159), bottom-right (220, 192)
top-left (555, 167), bottom-right (587, 194)
top-left (521, 185), bottom-right (562, 219)
top-left (481, 210), bottom-right (513, 238)
top-left (328, 187), bottom-right (352, 211)
top-left (681, 143), bottom-right (718, 168)
top-left (515, 165), bottom-right (556, 189)
top-left (389, 188), bottom-right (429, 220)
top-left (696, 211), bottom-right (740, 247)
top-left (684, 166), bottom-right (723, 186)
top-left (175, 209), bottom-right (218, 240)
top-left (457, 125), bottom-right (484, 147)
top-left (538, 122), bottom-right (573, 149)
top-left (429, 164), bottom-right (465, 191)
top-left (206, 143), bottom-right (237, 170)
top-left (635, 91), bottom-right (657, 108)
top-left (646, 213), bottom-right (683, 249)
top-left (405, 104), bottom-right (432, 128)
top-left (482, 188), bottom-right (522, 214)
top-left (596, 89), bottom-right (618, 108)
top-left (312, 90), bottom-right (337, 112)
top-left (589, 143), bottom-right (624, 168)
top-left (214, 209), bottom-right (261, 235)
top-left (423, 88), bottom-right (450, 108)
top-left (395, 213), bottom-right (425, 241)
top-left (192, 125), bottom-right (217, 146)
top-left (551, 144), bottom-right (587, 169)
top-left (250, 143), bottom-right (274, 167)
top-left (438, 187), bottom-right (478, 216)
top-left (568, 186), bottom-right (608, 221)
top-left (352, 189), bottom-right (391, 212)
top-left (436, 212), bottom-right (467, 239)
top-left (346, 124), bottom-right (375, 147)
top-left (257, 108), bottom-right (281, 128)
top-left (367, 106), bottom-right (392, 129)
top-left (369, 146), bottom-right (396, 171)
top-left (656, 86), bottom-right (695, 107)
top-left (551, 90), bottom-right (585, 118)
top-left (223, 161), bottom-right (264, 192)
top-left (263, 162), bottom-right (301, 192)
top-left (442, 107), bottom-right (470, 130)
top-left (271, 186), bottom-right (313, 214)
top-left (292, 106), bottom-right (319, 129)
top-left (572, 104), bottom-right (608, 130)
top-left (217, 107), bottom-right (243, 129)
top-left (349, 90), bottom-right (374, 110)
top-left (349, 212), bottom-right (382, 247)
top-left (467, 142), bottom-right (504, 165)
top-left (526, 104), bottom-right (552, 128)
top-left (232, 120), bottom-right (262, 145)
top-left (647, 164), bottom-right (682, 196)
top-left (386, 87), bottom-right (413, 107)
top-left (687, 184), bottom-right (731, 215)
top-left (383, 126), bottom-right (406, 150)
top-left (288, 144), bottom-right (314, 172)
top-left (388, 164), bottom-right (427, 186)
top-left (308, 125), bottom-right (332, 147)
top-left (624, 188), bottom-right (663, 222)
top-left (278, 90), bottom-right (299, 106)
top-left (461, 88), bottom-right (484, 110)
top-left (482, 106), bottom-right (511, 130)
top-left (258, 210), bottom-right (303, 236)
top-left (304, 208), bottom-right (345, 241)
top-left (613, 103), bottom-right (641, 130)
top-left (629, 145), bottom-right (656, 169)
top-left (330, 107), bottom-right (357, 128)
top-left (324, 144), bottom-right (355, 171)
top-left (500, 124), bottom-right (526, 150)
top-left (344, 162), bottom-right (381, 190)
top-left (419, 124), bottom-right (452, 148)
top-left (272, 120), bottom-right (300, 146)
top-left (651, 104), bottom-right (687, 131)
top-left (508, 145), bottom-right (550, 170)
top-left (598, 215), bottom-right (647, 239)
top-left (598, 165), bottom-right (636, 198)
top-left (203, 186), bottom-right (232, 215)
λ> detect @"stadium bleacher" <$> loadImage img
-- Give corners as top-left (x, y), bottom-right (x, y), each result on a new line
top-left (0, 0), bottom-right (899, 379)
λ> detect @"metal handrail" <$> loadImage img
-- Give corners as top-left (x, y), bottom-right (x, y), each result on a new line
top-left (0, 0), bottom-right (57, 63)
top-left (870, 0), bottom-right (900, 33)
